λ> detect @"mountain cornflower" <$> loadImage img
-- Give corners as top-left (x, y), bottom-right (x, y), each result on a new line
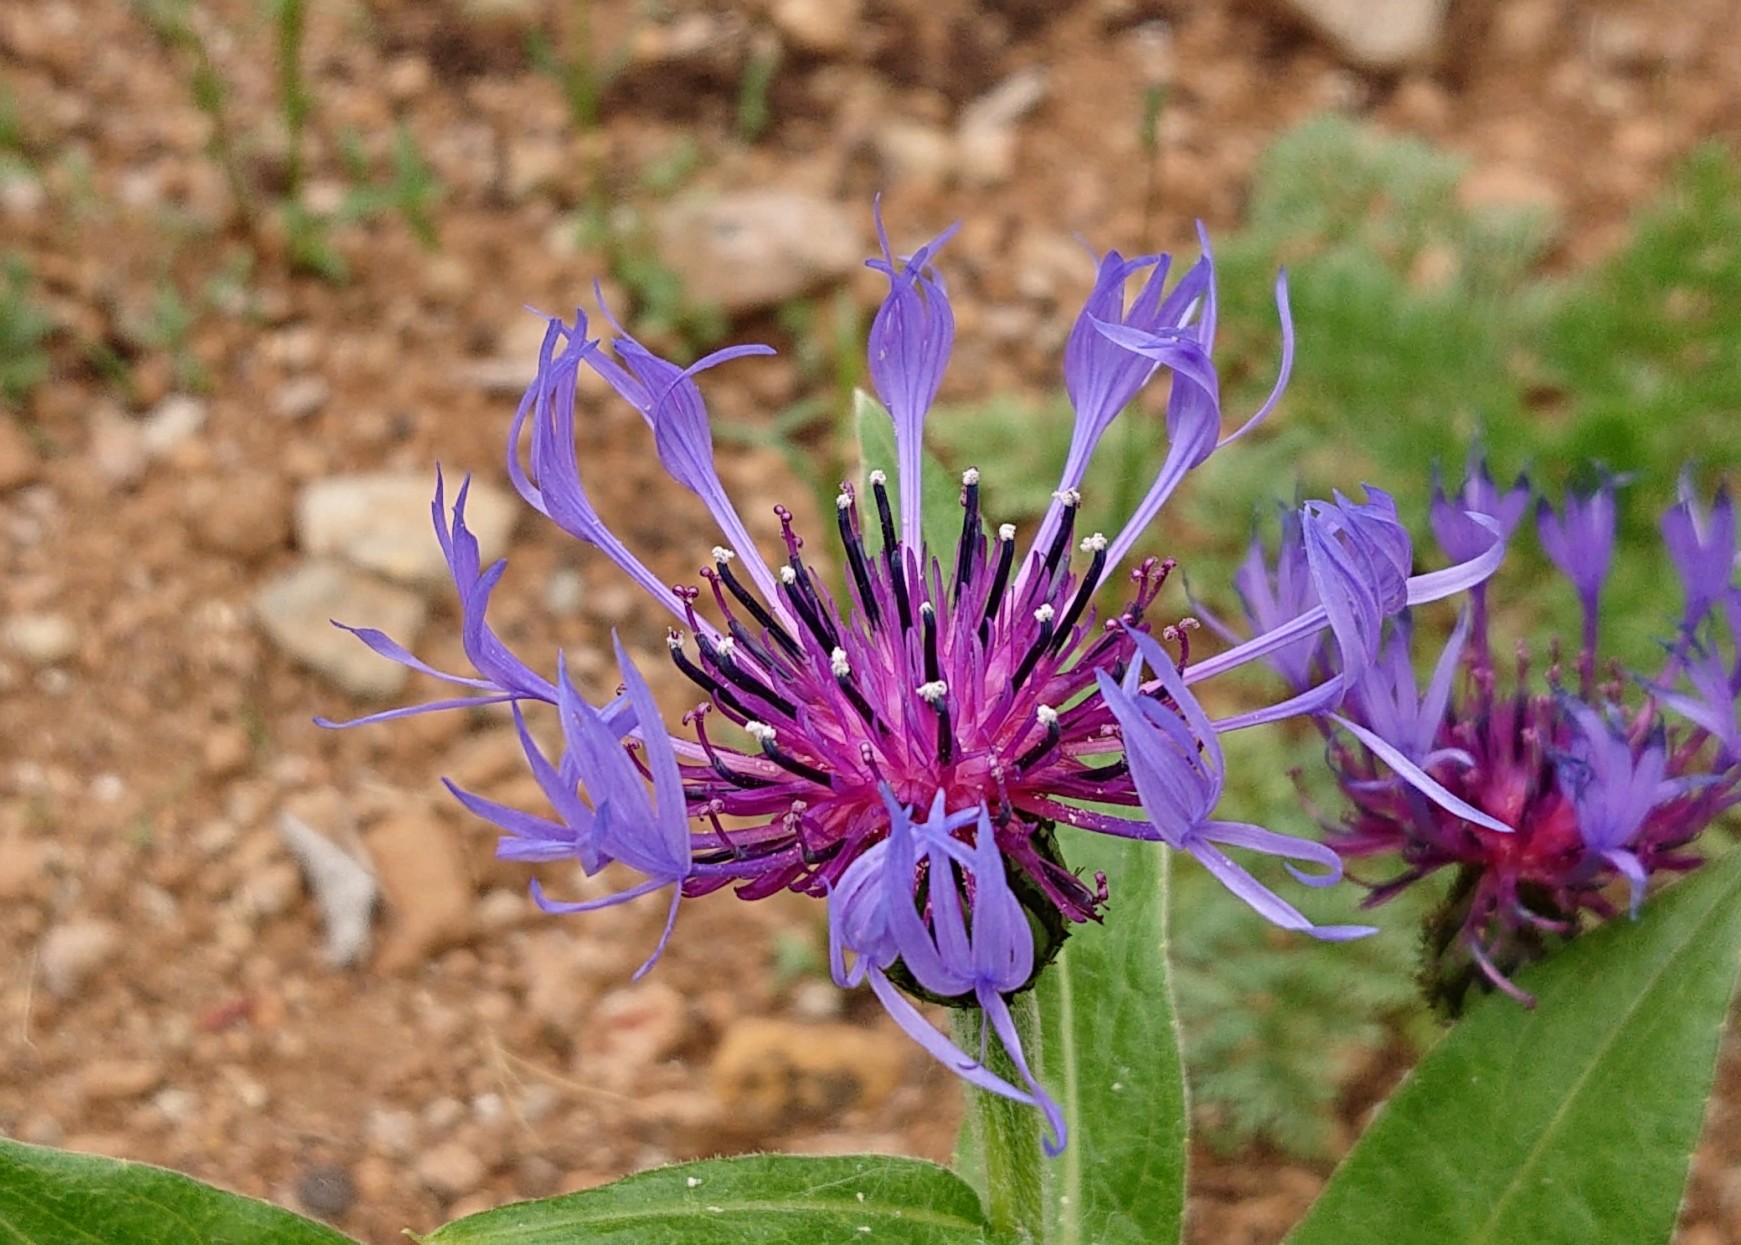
top-left (324, 213), bottom-right (1504, 1147)
top-left (1255, 463), bottom-right (1741, 1010)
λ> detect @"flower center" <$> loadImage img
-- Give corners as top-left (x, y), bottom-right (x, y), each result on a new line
top-left (665, 469), bottom-right (1175, 921)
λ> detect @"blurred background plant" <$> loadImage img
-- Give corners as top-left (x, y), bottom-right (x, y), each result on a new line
top-left (131, 0), bottom-right (444, 282)
top-left (0, 254), bottom-right (54, 412)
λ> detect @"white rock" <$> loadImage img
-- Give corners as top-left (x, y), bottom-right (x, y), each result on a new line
top-left (416, 1141), bottom-right (486, 1200)
top-left (543, 566), bottom-right (585, 616)
top-left (89, 408), bottom-right (148, 489)
top-left (277, 810), bottom-right (377, 968)
top-left (1275, 0), bottom-right (1447, 70)
top-left (654, 191), bottom-right (863, 314)
top-left (253, 559), bottom-right (429, 697)
top-left (365, 1107), bottom-right (419, 1157)
top-left (957, 70), bottom-right (1048, 188)
top-left (140, 394), bottom-right (208, 457)
top-left (294, 473), bottom-right (519, 586)
top-left (873, 121), bottom-right (956, 190)
top-left (273, 375), bottom-right (331, 421)
top-left (39, 919), bottom-right (121, 998)
top-left (3, 613), bottom-right (78, 665)
top-left (770, 0), bottom-right (860, 54)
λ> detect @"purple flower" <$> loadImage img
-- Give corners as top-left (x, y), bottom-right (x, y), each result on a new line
top-left (1537, 477), bottom-right (1621, 663)
top-left (325, 214), bottom-right (1502, 1143)
top-left (1300, 461), bottom-right (1741, 1010)
top-left (1661, 473), bottom-right (1737, 630)
top-left (1230, 508), bottom-right (1317, 691)
top-left (1430, 457), bottom-right (1530, 565)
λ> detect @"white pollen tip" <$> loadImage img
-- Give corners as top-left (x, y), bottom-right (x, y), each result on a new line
top-left (869, 469), bottom-right (888, 485)
top-left (745, 721), bottom-right (777, 744)
top-left (998, 523), bottom-right (1017, 541)
top-left (1053, 488), bottom-right (1082, 506)
top-left (1034, 603), bottom-right (1056, 623)
top-left (830, 647), bottom-right (851, 678)
top-left (836, 492), bottom-right (852, 510)
top-left (962, 467), bottom-right (981, 486)
top-left (666, 631), bottom-right (684, 649)
top-left (1080, 532), bottom-right (1108, 553)
top-left (915, 680), bottom-right (949, 704)
top-left (1036, 705), bottom-right (1059, 726)
top-left (711, 546), bottom-right (736, 563)
top-left (779, 566), bottom-right (798, 584)
top-left (716, 637), bottom-right (737, 658)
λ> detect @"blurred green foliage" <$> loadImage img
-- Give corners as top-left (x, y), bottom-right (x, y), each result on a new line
top-left (0, 255), bottom-right (54, 411)
top-left (135, 0), bottom-right (443, 281)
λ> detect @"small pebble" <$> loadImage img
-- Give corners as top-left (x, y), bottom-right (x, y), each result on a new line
top-left (39, 920), bottom-right (121, 998)
top-left (273, 376), bottom-right (331, 422)
top-left (296, 1162), bottom-right (358, 1219)
top-left (3, 613), bottom-right (78, 665)
top-left (140, 394), bottom-right (207, 457)
top-left (416, 1141), bottom-right (486, 1200)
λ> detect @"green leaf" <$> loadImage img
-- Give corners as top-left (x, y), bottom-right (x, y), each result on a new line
top-left (852, 388), bottom-right (967, 561)
top-left (1288, 845), bottom-right (1741, 1245)
top-left (0, 1136), bottom-right (360, 1244)
top-left (1036, 832), bottom-right (1188, 1245)
top-left (422, 1153), bottom-right (1007, 1245)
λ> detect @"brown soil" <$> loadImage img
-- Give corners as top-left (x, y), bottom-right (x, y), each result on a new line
top-left (3, 1), bottom-right (1740, 1241)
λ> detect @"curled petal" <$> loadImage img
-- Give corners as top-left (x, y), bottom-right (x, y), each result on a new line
top-left (1301, 487), bottom-right (1412, 677)
top-left (1187, 836), bottom-right (1375, 942)
top-left (1431, 456), bottom-right (1530, 563)
top-left (866, 969), bottom-right (1065, 1154)
top-left (1662, 476), bottom-right (1737, 627)
top-left (1330, 712), bottom-right (1515, 835)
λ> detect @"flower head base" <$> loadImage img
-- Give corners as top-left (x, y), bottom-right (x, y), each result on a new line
top-left (323, 214), bottom-right (1504, 1147)
top-left (1281, 464), bottom-right (1741, 1011)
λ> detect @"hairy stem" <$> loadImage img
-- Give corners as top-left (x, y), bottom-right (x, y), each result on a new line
top-left (953, 995), bottom-right (1047, 1242)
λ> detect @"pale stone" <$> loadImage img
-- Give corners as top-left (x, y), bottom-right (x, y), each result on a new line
top-left (1275, 0), bottom-right (1447, 70)
top-left (277, 810), bottom-right (377, 967)
top-left (769, 0), bottom-right (861, 54)
top-left (253, 559), bottom-right (428, 697)
top-left (39, 919), bottom-right (121, 998)
top-left (416, 1141), bottom-right (486, 1200)
top-left (654, 191), bottom-right (863, 314)
top-left (294, 473), bottom-right (519, 586)
top-left (3, 613), bottom-right (78, 665)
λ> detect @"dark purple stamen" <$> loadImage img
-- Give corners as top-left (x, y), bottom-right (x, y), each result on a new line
top-left (871, 472), bottom-right (913, 631)
top-left (954, 470), bottom-right (982, 606)
top-left (712, 554), bottom-right (801, 659)
top-left (699, 635), bottom-right (800, 719)
top-left (1049, 535), bottom-right (1108, 656)
top-left (836, 487), bottom-right (882, 628)
top-left (980, 526), bottom-right (1017, 643)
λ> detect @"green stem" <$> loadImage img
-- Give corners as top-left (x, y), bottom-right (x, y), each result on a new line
top-left (953, 996), bottom-right (1047, 1243)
